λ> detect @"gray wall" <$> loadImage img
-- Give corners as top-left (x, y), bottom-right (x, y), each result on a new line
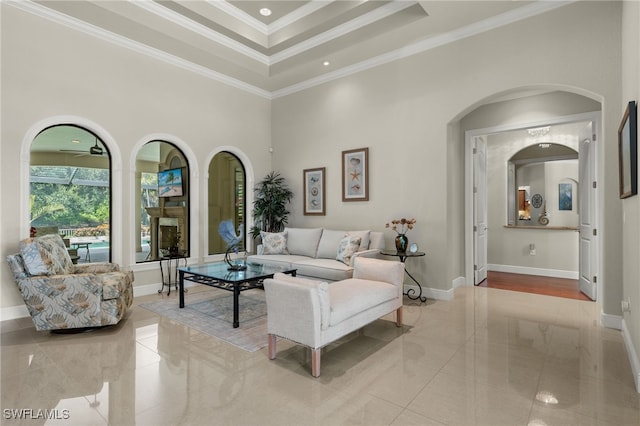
top-left (1, 5), bottom-right (272, 308)
top-left (621, 0), bottom-right (640, 388)
top-left (272, 2), bottom-right (622, 306)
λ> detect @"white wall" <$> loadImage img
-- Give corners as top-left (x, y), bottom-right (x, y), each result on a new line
top-left (0, 5), bottom-right (271, 310)
top-left (272, 2), bottom-right (621, 302)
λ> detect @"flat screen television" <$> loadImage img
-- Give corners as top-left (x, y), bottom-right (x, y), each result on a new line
top-left (158, 168), bottom-right (183, 198)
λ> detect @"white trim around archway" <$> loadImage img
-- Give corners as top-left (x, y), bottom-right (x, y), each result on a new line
top-left (464, 111), bottom-right (602, 301)
top-left (20, 116), bottom-right (123, 264)
top-left (128, 133), bottom-right (200, 270)
top-left (203, 146), bottom-right (255, 262)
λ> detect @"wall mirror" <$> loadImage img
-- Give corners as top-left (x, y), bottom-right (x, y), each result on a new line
top-left (508, 143), bottom-right (578, 228)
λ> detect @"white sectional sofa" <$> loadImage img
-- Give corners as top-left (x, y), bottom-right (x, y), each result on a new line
top-left (247, 227), bottom-right (384, 281)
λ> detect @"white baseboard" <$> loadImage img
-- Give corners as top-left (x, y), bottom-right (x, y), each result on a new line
top-left (601, 311), bottom-right (622, 330)
top-left (488, 264), bottom-right (578, 280)
top-left (452, 276), bottom-right (468, 288)
top-left (404, 284), bottom-right (454, 301)
top-left (622, 318), bottom-right (640, 393)
top-left (0, 304), bottom-right (29, 322)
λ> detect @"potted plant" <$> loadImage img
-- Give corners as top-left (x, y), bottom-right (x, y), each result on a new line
top-left (250, 171), bottom-right (294, 239)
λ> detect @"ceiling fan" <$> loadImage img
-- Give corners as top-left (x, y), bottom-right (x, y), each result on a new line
top-left (61, 138), bottom-right (105, 156)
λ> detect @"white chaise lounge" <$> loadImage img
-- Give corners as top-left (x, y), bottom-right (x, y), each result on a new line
top-left (264, 257), bottom-right (405, 377)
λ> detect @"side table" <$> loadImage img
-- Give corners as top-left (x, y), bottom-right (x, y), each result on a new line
top-left (159, 252), bottom-right (188, 295)
top-left (380, 250), bottom-right (426, 302)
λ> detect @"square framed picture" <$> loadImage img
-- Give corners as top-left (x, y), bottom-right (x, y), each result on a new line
top-left (342, 147), bottom-right (369, 201)
top-left (303, 167), bottom-right (325, 215)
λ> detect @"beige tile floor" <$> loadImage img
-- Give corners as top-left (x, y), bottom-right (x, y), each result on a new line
top-left (1, 286), bottom-right (639, 426)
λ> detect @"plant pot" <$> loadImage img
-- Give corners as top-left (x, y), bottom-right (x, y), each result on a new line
top-left (395, 234), bottom-right (408, 253)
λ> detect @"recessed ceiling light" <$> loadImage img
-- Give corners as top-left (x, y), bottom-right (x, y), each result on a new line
top-left (323, 60), bottom-right (330, 66)
top-left (71, 139), bottom-right (81, 144)
top-left (259, 8), bottom-right (272, 16)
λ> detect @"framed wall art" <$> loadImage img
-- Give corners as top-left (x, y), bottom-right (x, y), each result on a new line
top-left (342, 147), bottom-right (369, 201)
top-left (303, 167), bottom-right (325, 215)
top-left (558, 182), bottom-right (573, 211)
top-left (618, 100), bottom-right (638, 199)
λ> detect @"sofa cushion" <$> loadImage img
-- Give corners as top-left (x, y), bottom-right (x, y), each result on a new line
top-left (346, 230), bottom-right (370, 251)
top-left (248, 254), bottom-right (307, 270)
top-left (328, 278), bottom-right (398, 327)
top-left (368, 231), bottom-right (385, 250)
top-left (336, 236), bottom-right (362, 265)
top-left (261, 231), bottom-right (288, 254)
top-left (292, 258), bottom-right (354, 281)
top-left (316, 229), bottom-right (346, 259)
top-left (19, 234), bottom-right (73, 276)
top-left (285, 227), bottom-right (323, 258)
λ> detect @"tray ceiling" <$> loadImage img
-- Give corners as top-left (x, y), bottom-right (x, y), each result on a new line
top-left (14, 1), bottom-right (571, 97)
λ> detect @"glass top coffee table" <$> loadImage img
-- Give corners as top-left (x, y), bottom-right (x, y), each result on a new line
top-left (178, 262), bottom-right (296, 328)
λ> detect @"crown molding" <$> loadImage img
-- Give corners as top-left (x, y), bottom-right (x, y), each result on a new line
top-left (269, 1), bottom-right (417, 65)
top-left (8, 0), bottom-right (574, 100)
top-left (7, 0), bottom-right (272, 98)
top-left (272, 0), bottom-right (574, 98)
top-left (133, 0), bottom-right (269, 65)
top-left (267, 0), bottom-right (333, 34)
top-left (205, 0), bottom-right (332, 36)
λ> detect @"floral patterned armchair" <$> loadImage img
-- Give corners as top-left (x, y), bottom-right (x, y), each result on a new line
top-left (6, 234), bottom-right (133, 331)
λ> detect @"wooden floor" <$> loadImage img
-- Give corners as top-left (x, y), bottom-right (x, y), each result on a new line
top-left (477, 271), bottom-right (592, 301)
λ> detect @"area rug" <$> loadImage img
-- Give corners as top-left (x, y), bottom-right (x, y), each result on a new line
top-left (140, 288), bottom-right (268, 352)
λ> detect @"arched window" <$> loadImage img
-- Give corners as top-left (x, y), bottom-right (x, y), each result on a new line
top-left (208, 152), bottom-right (246, 254)
top-left (135, 141), bottom-right (190, 262)
top-left (30, 125), bottom-right (111, 263)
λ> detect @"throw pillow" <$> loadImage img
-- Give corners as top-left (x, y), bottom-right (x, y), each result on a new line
top-left (346, 230), bottom-right (370, 251)
top-left (336, 236), bottom-right (362, 265)
top-left (19, 238), bottom-right (50, 276)
top-left (261, 231), bottom-right (289, 255)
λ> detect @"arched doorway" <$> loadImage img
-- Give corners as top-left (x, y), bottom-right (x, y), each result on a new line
top-left (462, 90), bottom-right (602, 301)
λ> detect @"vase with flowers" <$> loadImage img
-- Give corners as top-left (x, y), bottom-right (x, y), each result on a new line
top-left (385, 217), bottom-right (416, 254)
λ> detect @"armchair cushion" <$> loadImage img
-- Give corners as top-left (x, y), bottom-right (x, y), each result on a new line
top-left (328, 278), bottom-right (398, 327)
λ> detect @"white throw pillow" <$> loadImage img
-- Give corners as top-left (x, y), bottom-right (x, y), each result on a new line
top-left (336, 236), bottom-right (362, 265)
top-left (346, 230), bottom-right (370, 251)
top-left (260, 231), bottom-right (288, 254)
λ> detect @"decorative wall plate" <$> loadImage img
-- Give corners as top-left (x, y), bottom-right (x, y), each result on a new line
top-left (531, 193), bottom-right (543, 208)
